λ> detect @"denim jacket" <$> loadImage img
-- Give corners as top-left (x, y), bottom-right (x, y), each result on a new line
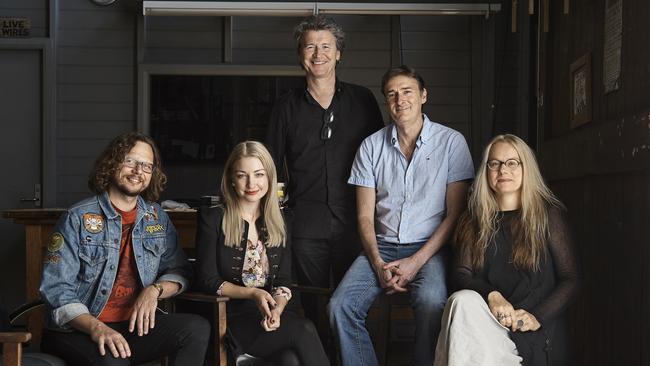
top-left (39, 191), bottom-right (192, 328)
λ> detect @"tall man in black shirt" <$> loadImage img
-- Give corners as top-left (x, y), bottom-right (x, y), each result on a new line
top-left (265, 14), bottom-right (383, 325)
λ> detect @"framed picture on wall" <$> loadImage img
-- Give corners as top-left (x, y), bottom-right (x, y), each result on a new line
top-left (569, 53), bottom-right (592, 128)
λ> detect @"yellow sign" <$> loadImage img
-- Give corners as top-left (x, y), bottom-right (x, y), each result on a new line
top-left (0, 18), bottom-right (30, 38)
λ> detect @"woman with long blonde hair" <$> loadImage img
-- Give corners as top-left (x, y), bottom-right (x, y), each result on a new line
top-left (435, 135), bottom-right (578, 366)
top-left (195, 141), bottom-right (329, 365)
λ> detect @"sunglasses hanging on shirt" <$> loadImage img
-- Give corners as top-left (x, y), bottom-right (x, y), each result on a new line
top-left (320, 110), bottom-right (334, 141)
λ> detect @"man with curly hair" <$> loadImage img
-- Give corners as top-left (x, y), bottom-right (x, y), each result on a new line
top-left (39, 132), bottom-right (209, 365)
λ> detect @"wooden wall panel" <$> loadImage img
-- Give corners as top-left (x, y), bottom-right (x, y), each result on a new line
top-left (402, 50), bottom-right (471, 69)
top-left (400, 15), bottom-right (469, 33)
top-left (550, 172), bottom-right (649, 366)
top-left (400, 32), bottom-right (470, 51)
top-left (144, 16), bottom-right (223, 64)
top-left (630, 172), bottom-right (650, 365)
top-left (58, 121), bottom-right (133, 139)
top-left (422, 105), bottom-right (469, 125)
top-left (58, 47), bottom-right (133, 66)
top-left (144, 49), bottom-right (224, 64)
top-left (58, 139), bottom-right (113, 158)
top-left (344, 31), bottom-right (391, 51)
top-left (59, 10), bottom-right (133, 30)
top-left (57, 175), bottom-right (94, 201)
top-left (400, 15), bottom-right (472, 141)
top-left (1, 0), bottom-right (45, 7)
top-left (146, 30), bottom-right (223, 49)
top-left (336, 68), bottom-right (388, 88)
top-left (232, 16), bottom-right (302, 31)
top-left (58, 29), bottom-right (134, 48)
top-left (58, 65), bottom-right (133, 84)
top-left (420, 69), bottom-right (470, 87)
top-left (544, 2), bottom-right (650, 365)
top-left (58, 84), bottom-right (133, 103)
top-left (547, 0), bottom-right (650, 138)
top-left (618, 175), bottom-right (646, 366)
top-left (145, 15), bottom-right (222, 32)
top-left (58, 102), bottom-right (133, 122)
top-left (57, 157), bottom-right (98, 176)
top-left (54, 2), bottom-right (137, 205)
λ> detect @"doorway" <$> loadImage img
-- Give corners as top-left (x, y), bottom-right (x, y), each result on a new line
top-left (0, 49), bottom-right (42, 311)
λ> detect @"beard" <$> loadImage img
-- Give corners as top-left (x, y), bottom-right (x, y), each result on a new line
top-left (112, 173), bottom-right (148, 197)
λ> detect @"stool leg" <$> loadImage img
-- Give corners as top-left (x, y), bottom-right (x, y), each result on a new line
top-left (376, 296), bottom-right (390, 366)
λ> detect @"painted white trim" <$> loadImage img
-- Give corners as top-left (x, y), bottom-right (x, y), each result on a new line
top-left (142, 1), bottom-right (501, 17)
top-left (318, 2), bottom-right (501, 15)
top-left (143, 1), bottom-right (315, 16)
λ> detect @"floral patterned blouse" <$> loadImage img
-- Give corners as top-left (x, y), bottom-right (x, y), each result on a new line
top-left (215, 228), bottom-right (292, 301)
top-left (242, 238), bottom-right (270, 287)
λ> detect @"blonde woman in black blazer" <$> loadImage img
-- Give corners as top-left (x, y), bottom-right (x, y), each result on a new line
top-left (195, 141), bottom-right (329, 366)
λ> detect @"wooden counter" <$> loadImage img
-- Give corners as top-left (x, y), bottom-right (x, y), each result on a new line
top-left (2, 208), bottom-right (198, 345)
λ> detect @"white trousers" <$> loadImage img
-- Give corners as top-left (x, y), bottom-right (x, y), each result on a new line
top-left (434, 290), bottom-right (523, 366)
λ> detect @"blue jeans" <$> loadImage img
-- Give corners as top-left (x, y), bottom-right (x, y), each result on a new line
top-left (328, 241), bottom-right (448, 366)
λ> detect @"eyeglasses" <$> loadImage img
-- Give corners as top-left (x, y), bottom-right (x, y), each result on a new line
top-left (486, 159), bottom-right (522, 171)
top-left (123, 157), bottom-right (154, 173)
top-left (320, 110), bottom-right (334, 141)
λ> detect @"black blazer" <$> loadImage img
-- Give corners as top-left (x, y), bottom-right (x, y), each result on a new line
top-left (194, 205), bottom-right (292, 300)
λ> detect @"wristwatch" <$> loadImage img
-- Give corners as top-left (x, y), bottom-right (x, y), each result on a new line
top-left (151, 282), bottom-right (164, 298)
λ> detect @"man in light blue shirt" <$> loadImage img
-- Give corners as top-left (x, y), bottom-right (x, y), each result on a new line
top-left (329, 65), bottom-right (474, 366)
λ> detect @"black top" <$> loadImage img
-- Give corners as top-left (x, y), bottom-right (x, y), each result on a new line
top-left (452, 207), bottom-right (579, 366)
top-left (265, 80), bottom-right (383, 238)
top-left (194, 206), bottom-right (293, 316)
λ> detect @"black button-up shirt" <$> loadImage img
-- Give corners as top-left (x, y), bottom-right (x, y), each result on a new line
top-left (266, 80), bottom-right (383, 238)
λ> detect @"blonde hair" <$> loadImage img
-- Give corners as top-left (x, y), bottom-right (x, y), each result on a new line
top-left (456, 134), bottom-right (563, 271)
top-left (220, 141), bottom-right (286, 248)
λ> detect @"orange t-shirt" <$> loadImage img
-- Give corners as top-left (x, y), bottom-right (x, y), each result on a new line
top-left (98, 207), bottom-right (141, 323)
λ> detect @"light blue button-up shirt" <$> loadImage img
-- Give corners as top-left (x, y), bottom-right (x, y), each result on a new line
top-left (348, 114), bottom-right (474, 244)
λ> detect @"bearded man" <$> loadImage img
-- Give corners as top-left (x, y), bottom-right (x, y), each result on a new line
top-left (39, 132), bottom-right (209, 365)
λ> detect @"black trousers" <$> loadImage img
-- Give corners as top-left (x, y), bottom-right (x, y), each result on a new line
top-left (244, 312), bottom-right (329, 366)
top-left (42, 312), bottom-right (210, 366)
top-left (292, 216), bottom-right (360, 364)
top-left (292, 216), bottom-right (360, 290)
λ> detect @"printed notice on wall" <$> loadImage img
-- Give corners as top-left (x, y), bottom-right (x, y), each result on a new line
top-left (603, 0), bottom-right (622, 94)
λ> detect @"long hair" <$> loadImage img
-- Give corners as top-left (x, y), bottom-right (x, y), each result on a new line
top-left (455, 134), bottom-right (563, 271)
top-left (220, 141), bottom-right (286, 248)
top-left (88, 132), bottom-right (166, 202)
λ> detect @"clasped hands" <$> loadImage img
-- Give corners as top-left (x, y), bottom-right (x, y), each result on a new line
top-left (374, 256), bottom-right (422, 295)
top-left (488, 291), bottom-right (541, 332)
top-left (251, 288), bottom-right (282, 332)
